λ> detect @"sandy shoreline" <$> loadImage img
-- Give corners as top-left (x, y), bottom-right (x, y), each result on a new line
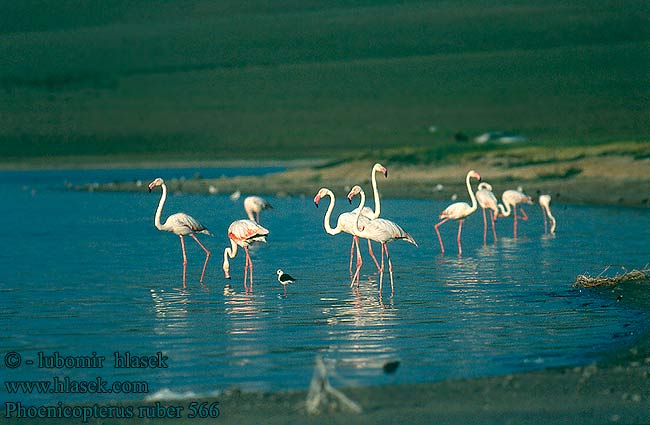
top-left (65, 142), bottom-right (650, 208)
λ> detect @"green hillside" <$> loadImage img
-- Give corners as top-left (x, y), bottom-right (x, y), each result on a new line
top-left (0, 0), bottom-right (648, 163)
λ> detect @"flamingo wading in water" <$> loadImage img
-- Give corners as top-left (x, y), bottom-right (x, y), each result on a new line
top-left (347, 185), bottom-right (417, 296)
top-left (314, 188), bottom-right (372, 285)
top-left (498, 189), bottom-right (533, 238)
top-left (223, 219), bottom-right (269, 292)
top-left (244, 196), bottom-right (273, 223)
top-left (148, 178), bottom-right (212, 288)
top-left (347, 163), bottom-right (388, 276)
top-left (434, 170), bottom-right (482, 256)
top-left (538, 194), bottom-right (556, 234)
top-left (475, 182), bottom-right (499, 245)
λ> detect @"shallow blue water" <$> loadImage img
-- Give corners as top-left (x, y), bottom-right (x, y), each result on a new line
top-left (1, 168), bottom-right (649, 405)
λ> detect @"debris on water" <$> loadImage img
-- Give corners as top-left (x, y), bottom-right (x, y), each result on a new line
top-left (305, 356), bottom-right (362, 415)
top-left (382, 361), bottom-right (400, 374)
top-left (574, 265), bottom-right (650, 288)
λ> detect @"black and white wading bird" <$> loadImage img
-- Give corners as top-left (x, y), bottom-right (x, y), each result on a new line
top-left (276, 269), bottom-right (296, 295)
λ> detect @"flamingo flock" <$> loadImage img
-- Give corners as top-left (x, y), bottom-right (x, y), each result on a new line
top-left (147, 165), bottom-right (556, 296)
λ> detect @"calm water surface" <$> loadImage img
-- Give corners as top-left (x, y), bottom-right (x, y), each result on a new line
top-left (1, 168), bottom-right (649, 404)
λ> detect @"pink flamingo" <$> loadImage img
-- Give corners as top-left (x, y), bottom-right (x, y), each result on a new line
top-left (148, 178), bottom-right (212, 288)
top-left (314, 187), bottom-right (372, 285)
top-left (347, 185), bottom-right (417, 295)
top-left (538, 194), bottom-right (556, 234)
top-left (434, 170), bottom-right (482, 256)
top-left (475, 182), bottom-right (499, 244)
top-left (498, 189), bottom-right (533, 238)
top-left (223, 219), bottom-right (269, 292)
top-left (244, 196), bottom-right (272, 223)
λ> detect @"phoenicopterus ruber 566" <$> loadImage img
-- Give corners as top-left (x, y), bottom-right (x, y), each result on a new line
top-left (498, 189), bottom-right (533, 238)
top-left (538, 194), bottom-right (556, 234)
top-left (314, 187), bottom-right (372, 285)
top-left (347, 185), bottom-right (417, 296)
top-left (434, 170), bottom-right (481, 256)
top-left (148, 177), bottom-right (212, 288)
top-left (223, 219), bottom-right (269, 292)
top-left (244, 196), bottom-right (272, 223)
top-left (475, 182), bottom-right (499, 245)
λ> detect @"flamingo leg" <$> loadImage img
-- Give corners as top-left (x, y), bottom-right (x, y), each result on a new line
top-left (348, 237), bottom-right (356, 277)
top-left (541, 206), bottom-right (548, 234)
top-left (490, 210), bottom-right (497, 243)
top-left (351, 236), bottom-right (363, 287)
top-left (246, 247), bottom-right (254, 292)
top-left (367, 239), bottom-right (381, 272)
top-left (179, 235), bottom-right (187, 288)
top-left (434, 218), bottom-right (449, 254)
top-left (481, 207), bottom-right (488, 245)
top-left (385, 243), bottom-right (394, 294)
top-left (513, 208), bottom-right (518, 239)
top-left (378, 243), bottom-right (385, 296)
top-left (243, 247), bottom-right (249, 291)
top-left (457, 219), bottom-right (464, 256)
top-left (519, 207), bottom-right (529, 221)
top-left (189, 234), bottom-right (211, 283)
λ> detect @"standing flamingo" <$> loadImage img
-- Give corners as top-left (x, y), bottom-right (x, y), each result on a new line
top-left (148, 178), bottom-right (212, 288)
top-left (348, 163), bottom-right (388, 275)
top-left (498, 189), bottom-right (533, 238)
top-left (347, 185), bottom-right (417, 296)
top-left (314, 188), bottom-right (372, 285)
top-left (475, 182), bottom-right (499, 245)
top-left (244, 196), bottom-right (273, 223)
top-left (223, 219), bottom-right (269, 292)
top-left (538, 194), bottom-right (556, 234)
top-left (434, 170), bottom-right (482, 256)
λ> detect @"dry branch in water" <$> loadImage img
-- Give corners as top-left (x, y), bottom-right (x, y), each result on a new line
top-left (574, 265), bottom-right (650, 288)
top-left (305, 356), bottom-right (362, 415)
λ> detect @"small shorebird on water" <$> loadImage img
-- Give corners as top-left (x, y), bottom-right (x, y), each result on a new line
top-left (276, 269), bottom-right (295, 295)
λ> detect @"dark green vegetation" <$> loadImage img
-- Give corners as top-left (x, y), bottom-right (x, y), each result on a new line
top-left (1, 0), bottom-right (648, 164)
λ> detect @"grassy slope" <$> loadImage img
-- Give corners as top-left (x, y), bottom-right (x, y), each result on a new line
top-left (0, 0), bottom-right (648, 162)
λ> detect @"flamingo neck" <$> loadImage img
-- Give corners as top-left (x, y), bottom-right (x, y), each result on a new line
top-left (499, 202), bottom-right (512, 217)
top-left (369, 167), bottom-right (381, 219)
top-left (154, 183), bottom-right (167, 231)
top-left (322, 190), bottom-right (342, 235)
top-left (466, 173), bottom-right (478, 213)
top-left (353, 188), bottom-right (367, 233)
top-left (545, 206), bottom-right (556, 233)
top-left (222, 239), bottom-right (238, 275)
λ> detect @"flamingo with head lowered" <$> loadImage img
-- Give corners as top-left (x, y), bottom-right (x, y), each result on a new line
top-left (475, 182), bottom-right (499, 245)
top-left (244, 196), bottom-right (272, 223)
top-left (148, 178), bottom-right (212, 288)
top-left (347, 185), bottom-right (417, 296)
top-left (498, 189), bottom-right (533, 238)
top-left (223, 219), bottom-right (269, 292)
top-left (314, 187), bottom-right (372, 285)
top-left (434, 170), bottom-right (482, 256)
top-left (538, 194), bottom-right (556, 234)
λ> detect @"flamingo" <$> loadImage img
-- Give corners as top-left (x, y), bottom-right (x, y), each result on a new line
top-left (475, 182), bottom-right (499, 244)
top-left (148, 178), bottom-right (212, 288)
top-left (434, 170), bottom-right (482, 256)
top-left (347, 185), bottom-right (417, 295)
top-left (244, 196), bottom-right (273, 223)
top-left (223, 219), bottom-right (269, 292)
top-left (538, 194), bottom-right (556, 234)
top-left (314, 187), bottom-right (372, 285)
top-left (498, 189), bottom-right (533, 238)
top-left (347, 163), bottom-right (388, 275)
